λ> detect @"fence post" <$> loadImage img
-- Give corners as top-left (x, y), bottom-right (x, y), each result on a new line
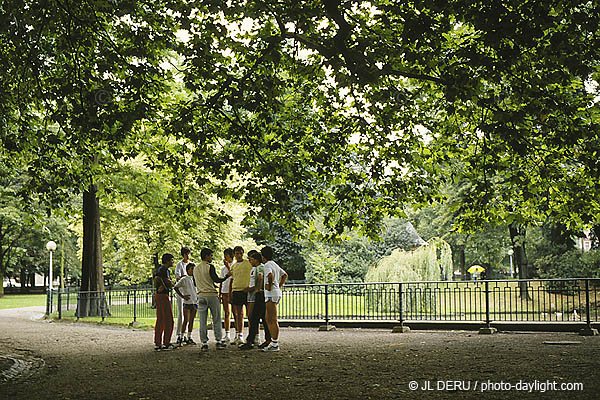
top-left (58, 289), bottom-right (62, 319)
top-left (133, 289), bottom-right (137, 323)
top-left (325, 285), bottom-right (329, 324)
top-left (319, 284), bottom-right (335, 331)
top-left (393, 283), bottom-right (410, 333)
top-left (76, 291), bottom-right (80, 320)
top-left (580, 279), bottom-right (599, 336)
top-left (101, 292), bottom-right (106, 322)
top-left (479, 280), bottom-right (497, 334)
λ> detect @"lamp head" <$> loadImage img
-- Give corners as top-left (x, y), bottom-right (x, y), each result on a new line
top-left (46, 241), bottom-right (57, 251)
top-left (507, 249), bottom-right (514, 256)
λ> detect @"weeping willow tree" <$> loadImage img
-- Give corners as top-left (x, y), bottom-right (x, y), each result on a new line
top-left (364, 238), bottom-right (453, 315)
top-left (365, 237), bottom-right (452, 282)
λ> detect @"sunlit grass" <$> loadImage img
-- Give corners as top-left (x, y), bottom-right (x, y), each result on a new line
top-left (0, 294), bottom-right (46, 309)
top-left (54, 314), bottom-right (156, 329)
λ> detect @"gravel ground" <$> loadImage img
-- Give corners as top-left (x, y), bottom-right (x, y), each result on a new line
top-left (1, 306), bottom-right (599, 399)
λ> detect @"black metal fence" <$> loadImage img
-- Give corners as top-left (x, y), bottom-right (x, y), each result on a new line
top-left (47, 278), bottom-right (600, 328)
top-left (46, 286), bottom-right (175, 321)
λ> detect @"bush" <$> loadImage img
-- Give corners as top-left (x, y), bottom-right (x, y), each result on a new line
top-left (303, 243), bottom-right (340, 284)
top-left (535, 250), bottom-right (582, 279)
top-left (536, 249), bottom-right (600, 280)
top-left (581, 250), bottom-right (600, 279)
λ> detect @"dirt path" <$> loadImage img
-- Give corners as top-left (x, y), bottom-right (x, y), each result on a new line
top-left (1, 307), bottom-right (599, 399)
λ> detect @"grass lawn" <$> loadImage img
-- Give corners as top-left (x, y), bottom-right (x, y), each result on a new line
top-left (0, 294), bottom-right (46, 309)
top-left (53, 304), bottom-right (201, 331)
top-left (54, 312), bottom-right (210, 332)
top-left (54, 315), bottom-right (158, 330)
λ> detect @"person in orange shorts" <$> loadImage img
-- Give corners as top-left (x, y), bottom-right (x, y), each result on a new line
top-left (153, 253), bottom-right (177, 351)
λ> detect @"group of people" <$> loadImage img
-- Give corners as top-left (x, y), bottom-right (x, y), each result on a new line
top-left (152, 245), bottom-right (287, 353)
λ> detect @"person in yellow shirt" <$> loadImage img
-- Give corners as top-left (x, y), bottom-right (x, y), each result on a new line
top-left (229, 245), bottom-right (252, 345)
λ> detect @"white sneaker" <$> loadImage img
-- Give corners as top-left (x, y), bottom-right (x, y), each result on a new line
top-left (234, 337), bottom-right (244, 346)
top-left (254, 336), bottom-right (260, 345)
top-left (262, 342), bottom-right (280, 352)
top-left (223, 336), bottom-right (231, 344)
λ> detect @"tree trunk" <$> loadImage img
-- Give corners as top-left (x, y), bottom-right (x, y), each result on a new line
top-left (0, 244), bottom-right (5, 297)
top-left (509, 223), bottom-right (530, 300)
top-left (150, 253), bottom-right (159, 309)
top-left (20, 269), bottom-right (27, 293)
top-left (77, 184), bottom-right (109, 317)
top-left (456, 245), bottom-right (466, 280)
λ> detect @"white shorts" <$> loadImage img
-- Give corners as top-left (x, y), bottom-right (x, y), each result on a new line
top-left (265, 294), bottom-right (281, 304)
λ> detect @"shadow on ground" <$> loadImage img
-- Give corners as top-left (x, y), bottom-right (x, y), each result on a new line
top-left (1, 307), bottom-right (599, 399)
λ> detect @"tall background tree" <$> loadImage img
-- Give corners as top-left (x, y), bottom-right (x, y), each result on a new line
top-left (0, 158), bottom-right (79, 295)
top-left (2, 1), bottom-right (600, 289)
top-left (1, 0), bottom-right (181, 312)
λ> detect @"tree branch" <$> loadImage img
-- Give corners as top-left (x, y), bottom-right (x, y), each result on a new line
top-left (385, 67), bottom-right (444, 84)
top-left (280, 31), bottom-right (336, 58)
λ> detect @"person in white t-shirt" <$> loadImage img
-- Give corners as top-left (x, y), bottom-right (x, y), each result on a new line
top-left (261, 246), bottom-right (287, 352)
top-left (174, 246), bottom-right (191, 346)
top-left (174, 263), bottom-right (198, 344)
top-left (219, 248), bottom-right (234, 343)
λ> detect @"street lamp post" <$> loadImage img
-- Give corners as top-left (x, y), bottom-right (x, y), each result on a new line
top-left (507, 249), bottom-right (514, 278)
top-left (45, 240), bottom-right (58, 316)
top-left (45, 240), bottom-right (57, 316)
top-left (46, 241), bottom-right (57, 290)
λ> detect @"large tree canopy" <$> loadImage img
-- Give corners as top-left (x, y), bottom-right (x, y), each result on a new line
top-left (168, 0), bottom-right (600, 235)
top-left (2, 0), bottom-right (599, 241)
top-left (1, 0), bottom-right (179, 203)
